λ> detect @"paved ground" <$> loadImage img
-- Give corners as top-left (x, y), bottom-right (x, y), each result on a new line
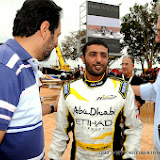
top-left (41, 87), bottom-right (155, 160)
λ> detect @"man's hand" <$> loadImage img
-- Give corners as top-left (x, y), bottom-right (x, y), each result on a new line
top-left (42, 96), bottom-right (59, 116)
top-left (42, 104), bottom-right (52, 116)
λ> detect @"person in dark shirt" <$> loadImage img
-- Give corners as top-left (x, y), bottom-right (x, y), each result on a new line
top-left (119, 55), bottom-right (145, 111)
top-left (117, 55), bottom-right (145, 152)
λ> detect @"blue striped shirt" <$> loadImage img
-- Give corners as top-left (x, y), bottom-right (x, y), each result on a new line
top-left (140, 72), bottom-right (160, 151)
top-left (0, 39), bottom-right (45, 160)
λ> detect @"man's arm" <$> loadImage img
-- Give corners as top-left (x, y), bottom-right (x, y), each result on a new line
top-left (42, 96), bottom-right (59, 116)
top-left (0, 64), bottom-right (20, 144)
top-left (132, 72), bottom-right (160, 102)
top-left (0, 130), bottom-right (5, 144)
top-left (131, 85), bottom-right (140, 96)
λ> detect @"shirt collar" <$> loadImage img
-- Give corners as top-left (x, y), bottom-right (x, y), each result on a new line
top-left (5, 39), bottom-right (32, 61)
top-left (83, 72), bottom-right (107, 87)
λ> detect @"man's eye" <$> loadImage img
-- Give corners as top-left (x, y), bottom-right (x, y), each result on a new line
top-left (102, 54), bottom-right (107, 58)
top-left (90, 53), bottom-right (95, 56)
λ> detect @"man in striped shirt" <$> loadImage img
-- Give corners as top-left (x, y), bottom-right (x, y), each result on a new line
top-left (0, 0), bottom-right (62, 159)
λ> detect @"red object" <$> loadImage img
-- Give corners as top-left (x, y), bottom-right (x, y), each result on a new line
top-left (136, 113), bottom-right (140, 119)
top-left (110, 69), bottom-right (120, 76)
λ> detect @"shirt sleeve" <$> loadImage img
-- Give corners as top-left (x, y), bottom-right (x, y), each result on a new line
top-left (123, 85), bottom-right (143, 160)
top-left (140, 83), bottom-right (156, 102)
top-left (0, 64), bottom-right (20, 130)
top-left (140, 71), bottom-right (160, 102)
top-left (48, 88), bottom-right (70, 160)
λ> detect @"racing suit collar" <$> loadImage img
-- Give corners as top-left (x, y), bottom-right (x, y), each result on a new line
top-left (83, 72), bottom-right (107, 87)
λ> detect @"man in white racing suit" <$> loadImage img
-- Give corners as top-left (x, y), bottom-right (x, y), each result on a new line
top-left (48, 39), bottom-right (143, 160)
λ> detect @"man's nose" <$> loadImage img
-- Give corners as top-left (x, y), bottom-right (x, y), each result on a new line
top-left (122, 64), bottom-right (127, 69)
top-left (122, 65), bottom-right (125, 69)
top-left (96, 54), bottom-right (102, 62)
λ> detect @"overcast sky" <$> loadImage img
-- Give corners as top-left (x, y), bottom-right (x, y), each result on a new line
top-left (0, 0), bottom-right (152, 43)
top-left (0, 0), bottom-right (155, 69)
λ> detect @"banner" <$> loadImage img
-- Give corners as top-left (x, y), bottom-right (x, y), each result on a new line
top-left (87, 1), bottom-right (120, 54)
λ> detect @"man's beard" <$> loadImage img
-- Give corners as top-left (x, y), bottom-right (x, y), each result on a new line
top-left (85, 60), bottom-right (107, 76)
top-left (42, 50), bottom-right (52, 62)
top-left (41, 35), bottom-right (55, 61)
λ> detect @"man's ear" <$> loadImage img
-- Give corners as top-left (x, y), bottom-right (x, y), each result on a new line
top-left (40, 21), bottom-right (50, 39)
top-left (81, 55), bottom-right (85, 64)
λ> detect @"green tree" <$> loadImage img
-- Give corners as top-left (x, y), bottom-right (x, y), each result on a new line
top-left (61, 30), bottom-right (86, 60)
top-left (121, 1), bottom-right (160, 74)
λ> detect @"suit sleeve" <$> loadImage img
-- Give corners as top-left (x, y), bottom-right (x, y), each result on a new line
top-left (48, 88), bottom-right (70, 160)
top-left (122, 85), bottom-right (143, 160)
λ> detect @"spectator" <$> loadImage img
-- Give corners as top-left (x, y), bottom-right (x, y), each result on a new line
top-left (0, 0), bottom-right (62, 159)
top-left (119, 55), bottom-right (145, 111)
top-left (132, 3), bottom-right (160, 159)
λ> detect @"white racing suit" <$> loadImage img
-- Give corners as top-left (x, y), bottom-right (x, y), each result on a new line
top-left (48, 74), bottom-right (143, 160)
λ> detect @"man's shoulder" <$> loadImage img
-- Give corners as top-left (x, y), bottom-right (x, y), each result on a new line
top-left (0, 43), bottom-right (14, 59)
top-left (0, 43), bottom-right (23, 72)
top-left (107, 74), bottom-right (125, 82)
top-left (133, 75), bottom-right (142, 79)
top-left (62, 79), bottom-right (83, 99)
top-left (132, 75), bottom-right (144, 85)
top-left (66, 78), bottom-right (82, 89)
top-left (0, 43), bottom-right (21, 65)
top-left (107, 75), bottom-right (129, 99)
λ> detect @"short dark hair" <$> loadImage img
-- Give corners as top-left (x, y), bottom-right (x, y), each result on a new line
top-left (13, 0), bottom-right (62, 37)
top-left (122, 55), bottom-right (134, 64)
top-left (82, 39), bottom-right (109, 57)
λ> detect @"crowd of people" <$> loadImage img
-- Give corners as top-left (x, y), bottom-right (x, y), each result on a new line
top-left (140, 67), bottom-right (159, 82)
top-left (0, 0), bottom-right (160, 160)
top-left (109, 66), bottom-right (159, 83)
